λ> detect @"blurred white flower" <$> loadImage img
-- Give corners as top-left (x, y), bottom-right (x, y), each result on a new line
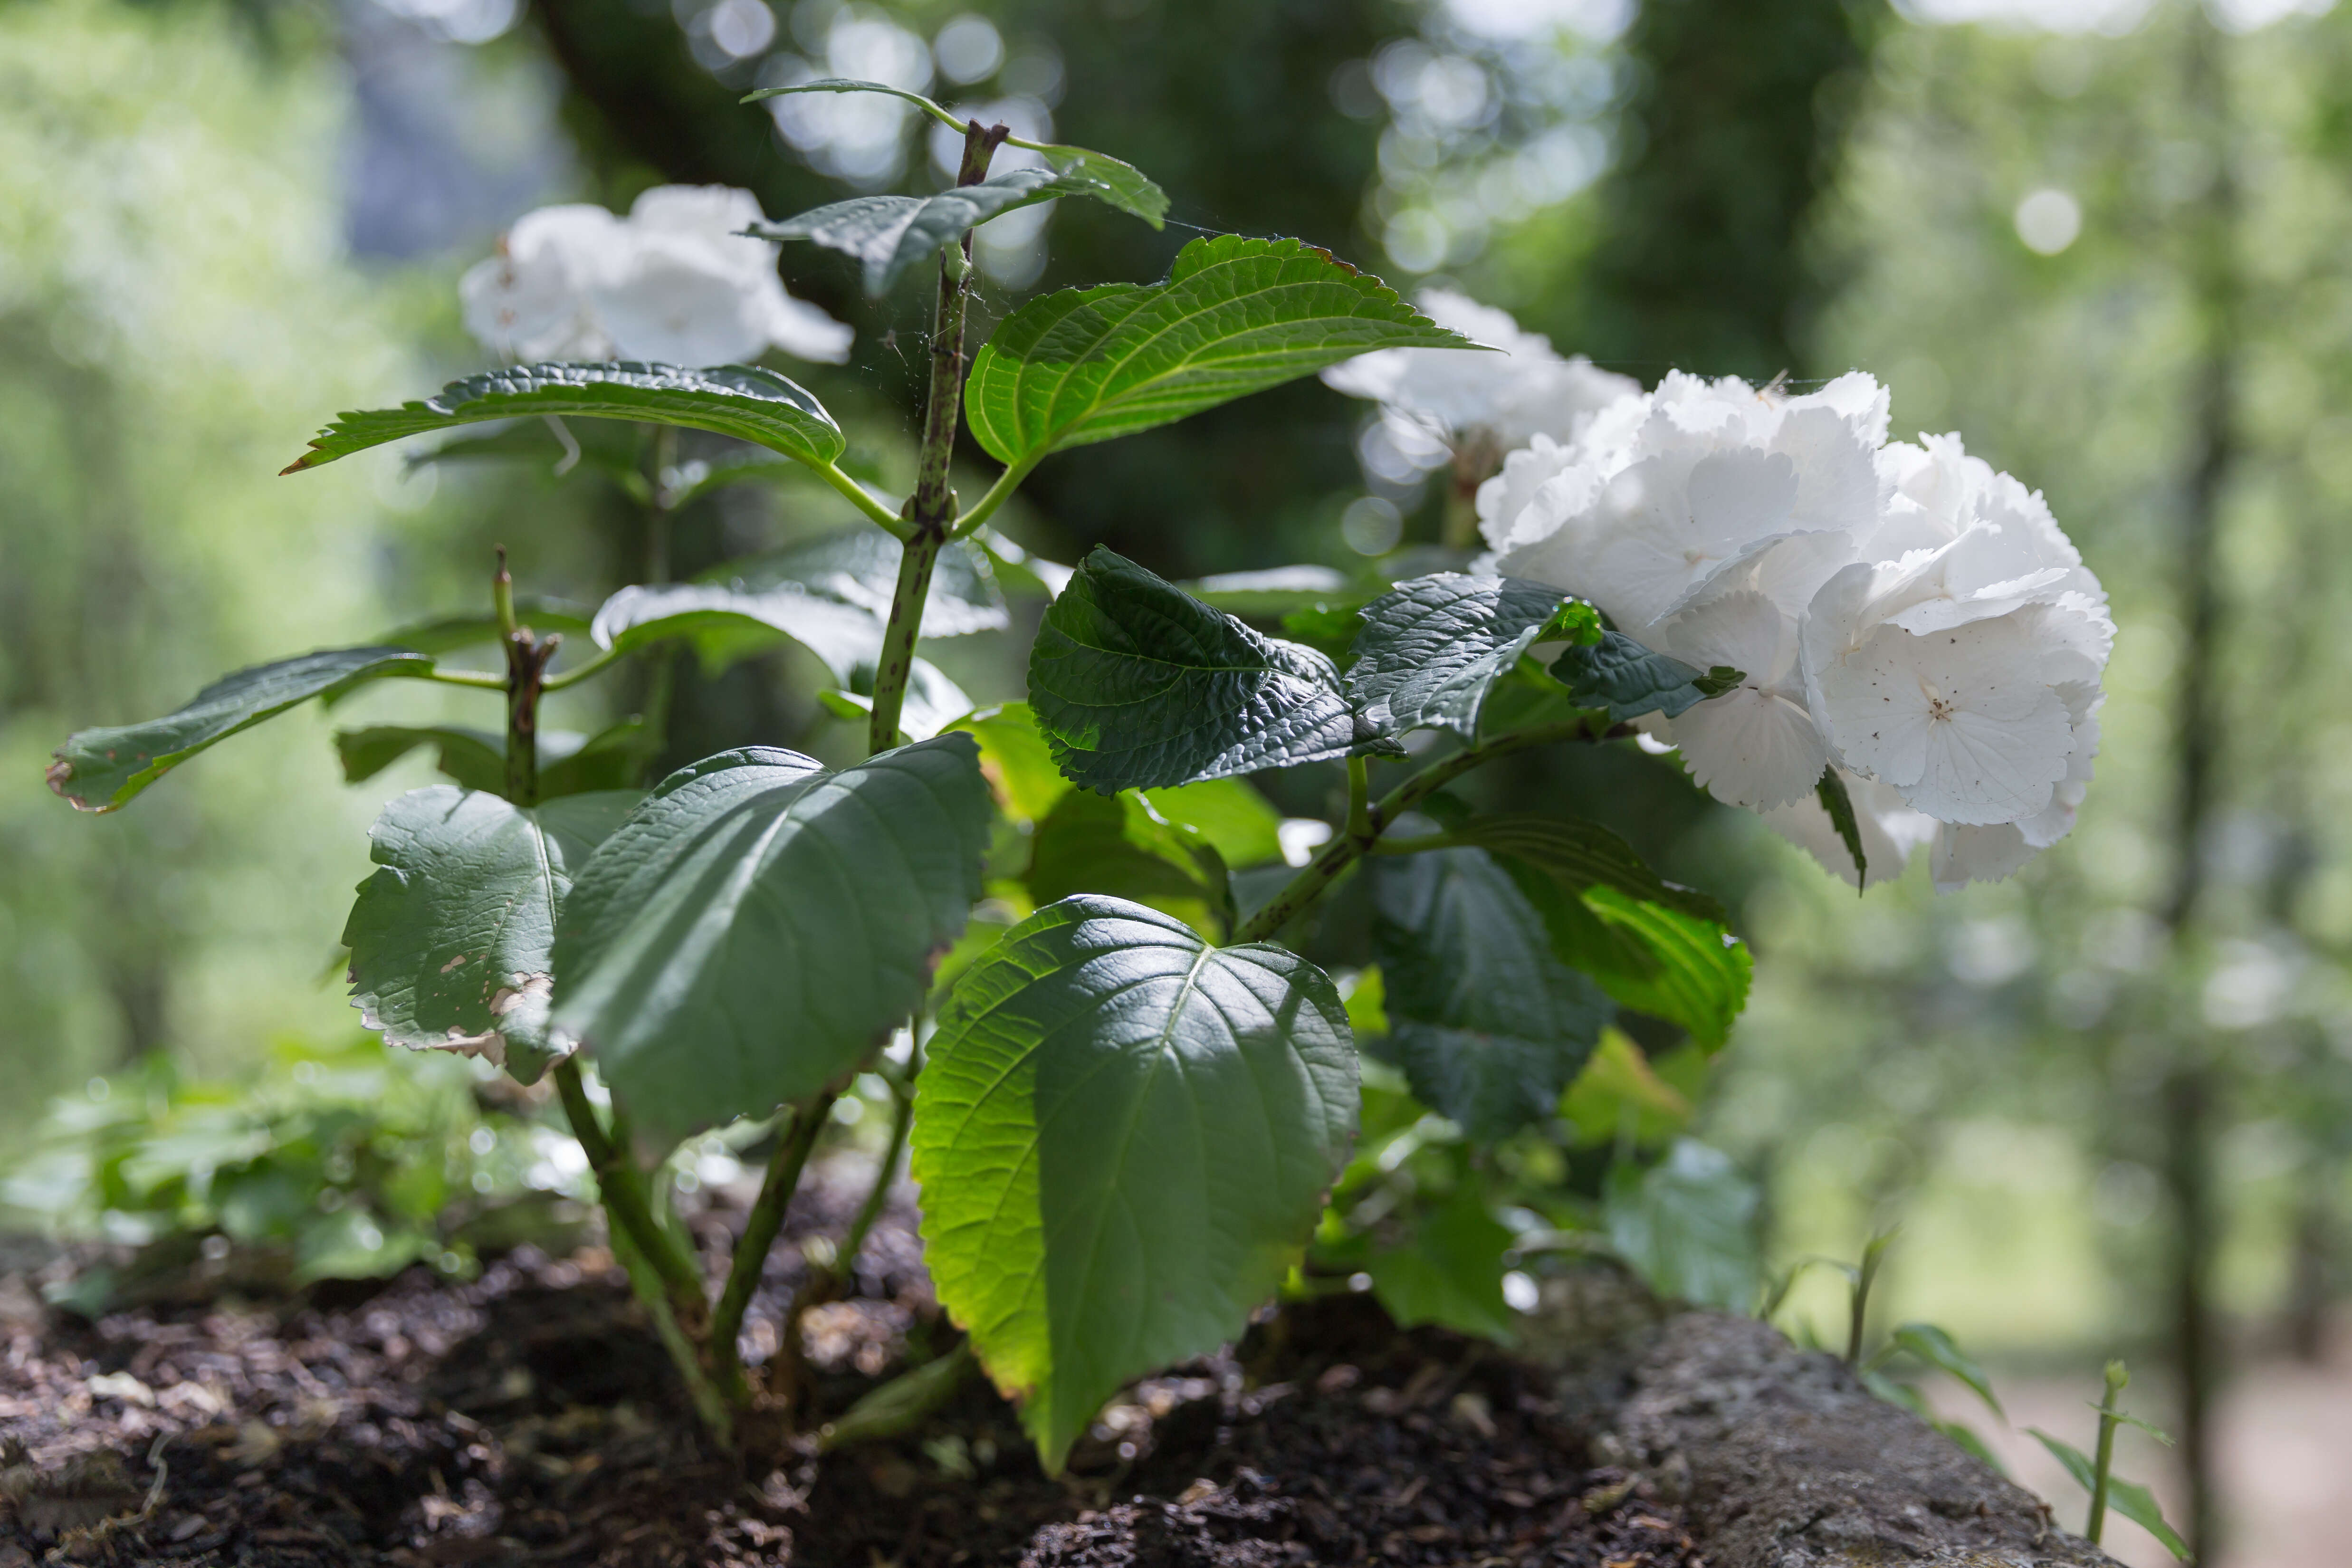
top-left (1322, 290), bottom-right (1636, 469)
top-left (460, 185), bottom-right (851, 367)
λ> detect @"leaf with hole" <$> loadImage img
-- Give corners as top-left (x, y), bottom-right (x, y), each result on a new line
top-left (1027, 547), bottom-right (1396, 793)
top-left (1549, 631), bottom-right (1740, 724)
top-left (551, 738), bottom-right (993, 1135)
top-left (1349, 574), bottom-right (1594, 739)
top-left (1460, 816), bottom-right (1749, 1050)
top-left (1024, 790), bottom-right (1232, 940)
top-left (344, 787), bottom-right (638, 1084)
top-left (1602, 1139), bottom-right (1759, 1311)
top-left (49, 647), bottom-right (435, 812)
top-left (964, 235), bottom-right (1472, 469)
top-left (912, 895), bottom-right (1358, 1472)
top-left (1370, 847), bottom-right (1612, 1142)
top-left (283, 363), bottom-right (843, 474)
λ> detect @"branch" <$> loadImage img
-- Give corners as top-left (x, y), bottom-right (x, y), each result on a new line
top-left (708, 1096), bottom-right (835, 1393)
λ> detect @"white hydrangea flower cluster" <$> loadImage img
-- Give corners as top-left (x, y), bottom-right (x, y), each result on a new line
top-left (460, 186), bottom-right (853, 368)
top-left (1475, 369), bottom-right (2111, 893)
top-left (1320, 290), bottom-right (1638, 467)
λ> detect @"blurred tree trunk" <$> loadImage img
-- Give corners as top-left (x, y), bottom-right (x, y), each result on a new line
top-left (2159, 12), bottom-right (2239, 1561)
top-left (1582, 0), bottom-right (1875, 381)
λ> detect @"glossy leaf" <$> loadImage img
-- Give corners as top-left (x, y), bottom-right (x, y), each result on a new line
top-left (1025, 789), bottom-right (1232, 939)
top-left (2027, 1431), bottom-right (2189, 1559)
top-left (913, 896), bottom-right (1358, 1472)
top-left (1367, 1186), bottom-right (1518, 1344)
top-left (754, 168), bottom-right (1116, 296)
top-left (729, 528), bottom-right (1006, 637)
top-left (551, 738), bottom-right (992, 1134)
top-left (1370, 847), bottom-right (1612, 1142)
top-left (1549, 631), bottom-right (1740, 724)
top-left (283, 363), bottom-right (844, 474)
top-left (1177, 565), bottom-right (1353, 617)
top-left (1602, 1138), bottom-right (1759, 1311)
top-left (590, 581), bottom-right (883, 683)
top-left (964, 235), bottom-right (1472, 468)
top-left (343, 787), bottom-right (637, 1084)
top-left (745, 79), bottom-right (1168, 226)
top-left (1892, 1322), bottom-right (2003, 1419)
top-left (1462, 815), bottom-right (1749, 1050)
top-left (49, 647), bottom-right (434, 813)
top-left (1349, 574), bottom-right (1594, 739)
top-left (1028, 547), bottom-right (1396, 793)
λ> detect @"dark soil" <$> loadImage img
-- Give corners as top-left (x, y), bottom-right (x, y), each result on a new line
top-left (0, 1186), bottom-right (1701, 1567)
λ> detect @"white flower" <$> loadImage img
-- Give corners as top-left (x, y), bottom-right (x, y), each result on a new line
top-left (1757, 769), bottom-right (1937, 890)
top-left (1322, 290), bottom-right (1636, 463)
top-left (460, 186), bottom-right (852, 367)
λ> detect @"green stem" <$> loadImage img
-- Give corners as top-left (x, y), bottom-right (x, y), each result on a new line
top-left (1233, 718), bottom-right (1610, 945)
top-left (834, 1085), bottom-right (915, 1286)
top-left (417, 666), bottom-right (508, 690)
top-left (541, 642), bottom-right (626, 692)
top-left (553, 1059), bottom-right (705, 1314)
top-left (708, 1098), bottom-right (834, 1392)
top-left (608, 1209), bottom-right (734, 1442)
top-left (949, 455), bottom-right (1039, 539)
top-left (866, 117), bottom-right (1005, 758)
top-left (818, 459), bottom-right (913, 538)
top-left (2087, 1360), bottom-right (2127, 1544)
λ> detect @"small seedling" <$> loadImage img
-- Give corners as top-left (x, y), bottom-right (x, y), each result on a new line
top-left (2029, 1360), bottom-right (2189, 1559)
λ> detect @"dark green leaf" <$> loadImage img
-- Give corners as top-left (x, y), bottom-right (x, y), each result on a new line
top-left (2025, 1431), bottom-right (2190, 1559)
top-left (539, 719), bottom-right (660, 797)
top-left (551, 738), bottom-right (991, 1135)
top-left (1348, 574), bottom-right (1579, 739)
top-left (374, 598), bottom-right (594, 656)
top-left (283, 363), bottom-right (843, 474)
top-left (335, 726), bottom-right (508, 794)
top-left (1814, 767), bottom-right (1868, 885)
top-left (1177, 565), bottom-right (1353, 617)
top-left (1892, 1322), bottom-right (2003, 1418)
top-left (1278, 601), bottom-right (1371, 663)
top-left (50, 647), bottom-right (434, 813)
top-left (1371, 847), bottom-right (1612, 1142)
top-left (343, 787), bottom-right (637, 1084)
top-left (912, 895), bottom-right (1358, 1472)
top-left (753, 168), bottom-right (1117, 296)
top-left (1549, 631), bottom-right (1739, 724)
top-left (1028, 547), bottom-right (1396, 793)
top-left (407, 417), bottom-right (648, 491)
top-left (1601, 1138), bottom-right (1759, 1311)
top-left (964, 235), bottom-right (1473, 468)
top-left (1463, 816), bottom-right (1749, 1050)
top-left (1367, 1186), bottom-right (1519, 1344)
top-left (1025, 789), bottom-right (1232, 940)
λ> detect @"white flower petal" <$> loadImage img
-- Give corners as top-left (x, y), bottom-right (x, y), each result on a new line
top-left (1930, 823), bottom-right (2040, 891)
top-left (1666, 688), bottom-right (1828, 810)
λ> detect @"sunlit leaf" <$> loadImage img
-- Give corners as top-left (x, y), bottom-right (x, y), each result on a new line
top-left (1349, 574), bottom-right (1592, 739)
top-left (753, 168), bottom-right (1128, 296)
top-left (1025, 789), bottom-right (1232, 939)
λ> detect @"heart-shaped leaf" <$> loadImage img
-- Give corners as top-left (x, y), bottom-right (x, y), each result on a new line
top-left (344, 787), bottom-right (639, 1084)
top-left (551, 738), bottom-right (992, 1135)
top-left (1349, 574), bottom-right (1597, 739)
top-left (1371, 847), bottom-right (1612, 1142)
top-left (964, 236), bottom-right (1472, 469)
top-left (913, 895), bottom-right (1358, 1472)
top-left (50, 646), bottom-right (434, 812)
top-left (283, 363), bottom-right (843, 474)
top-left (1028, 547), bottom-right (1396, 793)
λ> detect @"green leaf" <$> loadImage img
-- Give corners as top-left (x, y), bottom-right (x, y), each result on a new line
top-left (1933, 1419), bottom-right (2009, 1476)
top-left (1370, 847), bottom-right (1612, 1142)
top-left (1177, 565), bottom-right (1354, 617)
top-left (1349, 574), bottom-right (1584, 740)
top-left (589, 581), bottom-right (883, 683)
top-left (1558, 1029), bottom-right (1692, 1147)
top-left (1028, 547), bottom-right (1397, 793)
top-left (1892, 1322), bottom-right (2004, 1419)
top-left (1025, 789), bottom-right (1232, 940)
top-left (815, 658), bottom-right (975, 743)
top-left (551, 738), bottom-right (993, 1135)
top-left (1602, 1138), bottom-right (1759, 1310)
top-left (540, 719), bottom-right (660, 797)
top-left (1278, 600), bottom-right (1372, 663)
top-left (1141, 778), bottom-right (1286, 870)
top-left (1814, 767), bottom-right (1868, 886)
top-left (1463, 816), bottom-right (1750, 1051)
top-left (374, 598), bottom-right (594, 656)
top-left (727, 528), bottom-right (1007, 637)
top-left (2026, 1431), bottom-right (2190, 1559)
top-left (1549, 631), bottom-right (1740, 724)
top-left (947, 702), bottom-right (1070, 825)
top-left (283, 363), bottom-right (844, 474)
top-left (912, 895), bottom-right (1358, 1472)
top-left (50, 646), bottom-right (435, 813)
top-left (343, 787), bottom-right (638, 1085)
top-left (743, 81), bottom-right (1168, 227)
top-left (754, 168), bottom-right (1120, 296)
top-left (1367, 1186), bottom-right (1519, 1344)
top-left (964, 235), bottom-right (1473, 468)
top-left (335, 721), bottom-right (656, 799)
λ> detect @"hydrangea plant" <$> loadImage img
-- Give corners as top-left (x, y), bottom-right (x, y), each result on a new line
top-left (46, 85), bottom-right (2108, 1467)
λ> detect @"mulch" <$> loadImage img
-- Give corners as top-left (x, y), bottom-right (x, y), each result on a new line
top-left (0, 1174), bottom-right (1700, 1568)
